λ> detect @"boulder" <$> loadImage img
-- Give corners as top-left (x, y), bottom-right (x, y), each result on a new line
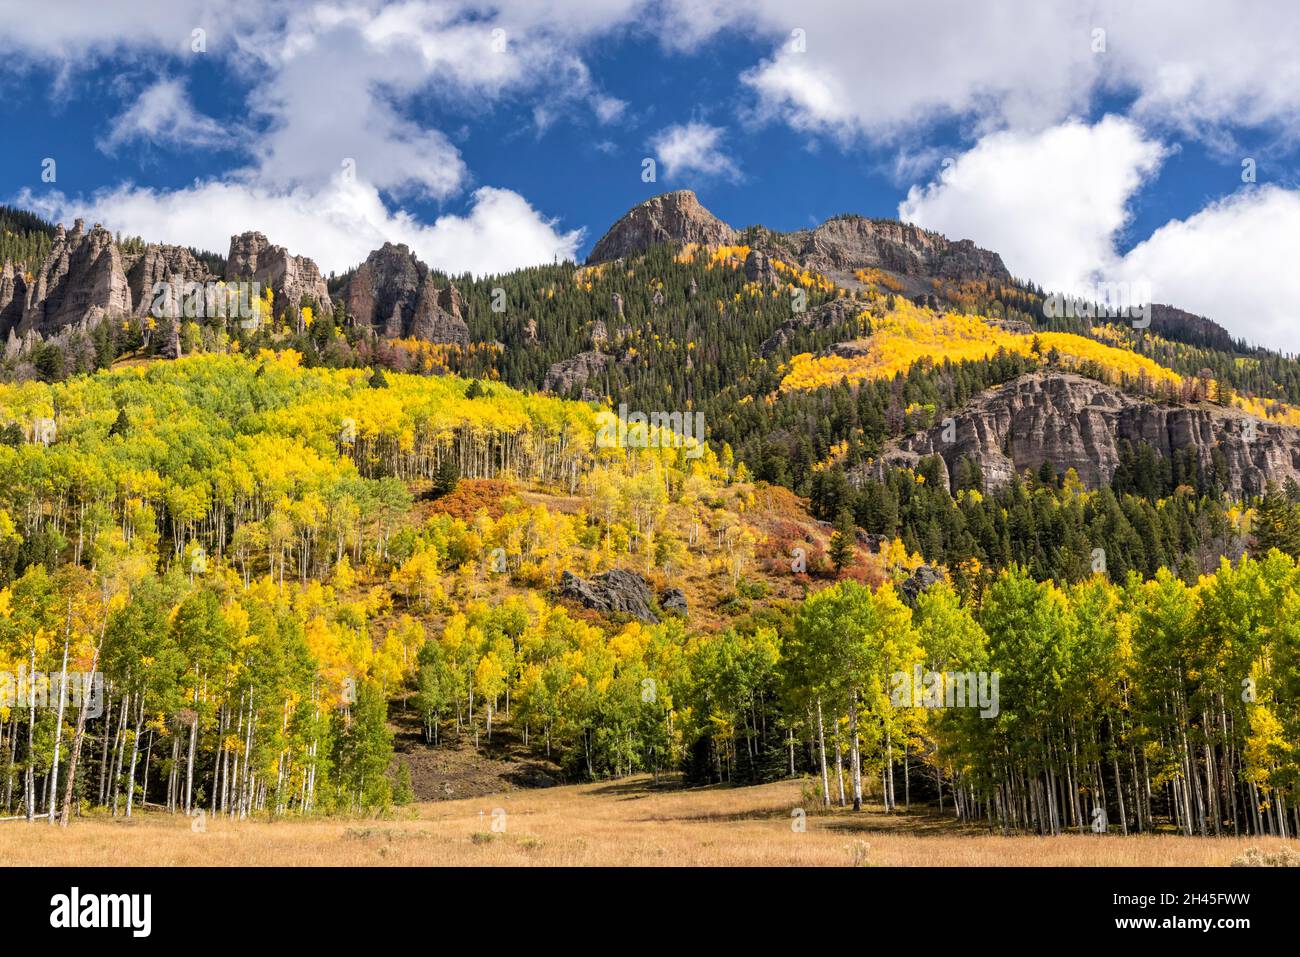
top-left (660, 587), bottom-right (688, 616)
top-left (559, 569), bottom-right (659, 622)
top-left (899, 565), bottom-right (943, 607)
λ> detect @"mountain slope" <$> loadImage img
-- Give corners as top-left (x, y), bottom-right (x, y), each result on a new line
top-left (6, 190), bottom-right (1300, 523)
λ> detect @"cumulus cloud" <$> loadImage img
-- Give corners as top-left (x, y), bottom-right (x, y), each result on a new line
top-left (242, 4), bottom-right (638, 199)
top-left (660, 0), bottom-right (1300, 146)
top-left (0, 0), bottom-right (626, 271)
top-left (1115, 186), bottom-right (1300, 354)
top-left (18, 180), bottom-right (582, 277)
top-left (899, 116), bottom-right (1168, 293)
top-left (0, 0), bottom-right (272, 59)
top-left (673, 0), bottom-right (1099, 139)
top-left (899, 117), bottom-right (1300, 354)
top-left (651, 122), bottom-right (741, 182)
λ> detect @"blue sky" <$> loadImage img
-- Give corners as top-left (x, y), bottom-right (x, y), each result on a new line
top-left (1, 1), bottom-right (1299, 351)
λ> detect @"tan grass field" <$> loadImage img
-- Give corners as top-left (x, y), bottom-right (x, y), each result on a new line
top-left (0, 776), bottom-right (1290, 866)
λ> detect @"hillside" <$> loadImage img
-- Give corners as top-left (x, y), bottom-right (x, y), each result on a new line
top-left (10, 190), bottom-right (1300, 585)
top-left (4, 193), bottom-right (1300, 843)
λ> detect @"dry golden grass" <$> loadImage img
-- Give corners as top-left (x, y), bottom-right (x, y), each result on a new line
top-left (1, 776), bottom-right (1290, 866)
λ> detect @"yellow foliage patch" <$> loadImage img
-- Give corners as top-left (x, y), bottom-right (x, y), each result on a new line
top-left (779, 300), bottom-right (1184, 392)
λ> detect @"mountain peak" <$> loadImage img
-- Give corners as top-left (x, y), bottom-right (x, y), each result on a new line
top-left (587, 190), bottom-right (737, 264)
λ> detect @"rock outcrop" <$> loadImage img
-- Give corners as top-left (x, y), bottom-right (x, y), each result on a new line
top-left (543, 350), bottom-right (610, 395)
top-left (342, 243), bottom-right (467, 344)
top-left (2, 221), bottom-right (338, 345)
top-left (760, 298), bottom-right (863, 357)
top-left (784, 216), bottom-right (1010, 282)
top-left (15, 220), bottom-right (131, 336)
top-left (899, 565), bottom-right (943, 607)
top-left (743, 248), bottom-right (778, 286)
top-left (660, 587), bottom-right (689, 616)
top-left (587, 190), bottom-right (737, 264)
top-left (227, 231), bottom-right (333, 319)
top-left (870, 372), bottom-right (1300, 499)
top-left (559, 569), bottom-right (658, 622)
top-left (558, 569), bottom-right (689, 622)
top-left (0, 261), bottom-right (28, 339)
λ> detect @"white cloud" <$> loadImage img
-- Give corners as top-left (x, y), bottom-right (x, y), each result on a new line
top-left (1115, 186), bottom-right (1300, 354)
top-left (8, 1), bottom-right (1300, 154)
top-left (0, 0), bottom-right (272, 59)
top-left (0, 0), bottom-right (628, 271)
top-left (899, 117), bottom-right (1300, 354)
top-left (899, 116), bottom-right (1167, 294)
top-left (18, 180), bottom-right (582, 278)
top-left (651, 122), bottom-right (740, 182)
top-left (1100, 0), bottom-right (1300, 144)
top-left (682, 0), bottom-right (1099, 140)
top-left (593, 94), bottom-right (628, 125)
top-left (664, 0), bottom-right (1300, 147)
top-left (98, 78), bottom-right (228, 153)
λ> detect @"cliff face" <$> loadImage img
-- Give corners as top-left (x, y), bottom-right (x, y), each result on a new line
top-left (124, 244), bottom-right (213, 318)
top-left (870, 372), bottom-right (1300, 498)
top-left (12, 220), bottom-right (131, 337)
top-left (760, 298), bottom-right (863, 357)
top-left (543, 349), bottom-right (610, 397)
top-left (587, 190), bottom-right (738, 264)
top-left (342, 243), bottom-right (468, 345)
top-left (0, 261), bottom-right (27, 338)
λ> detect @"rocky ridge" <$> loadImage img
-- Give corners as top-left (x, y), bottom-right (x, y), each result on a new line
top-left (869, 372), bottom-right (1300, 499)
top-left (585, 191), bottom-right (1009, 287)
top-left (1, 221), bottom-right (336, 350)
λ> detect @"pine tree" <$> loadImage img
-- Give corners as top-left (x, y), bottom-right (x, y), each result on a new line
top-left (829, 508), bottom-right (856, 572)
top-left (1253, 482), bottom-right (1300, 557)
